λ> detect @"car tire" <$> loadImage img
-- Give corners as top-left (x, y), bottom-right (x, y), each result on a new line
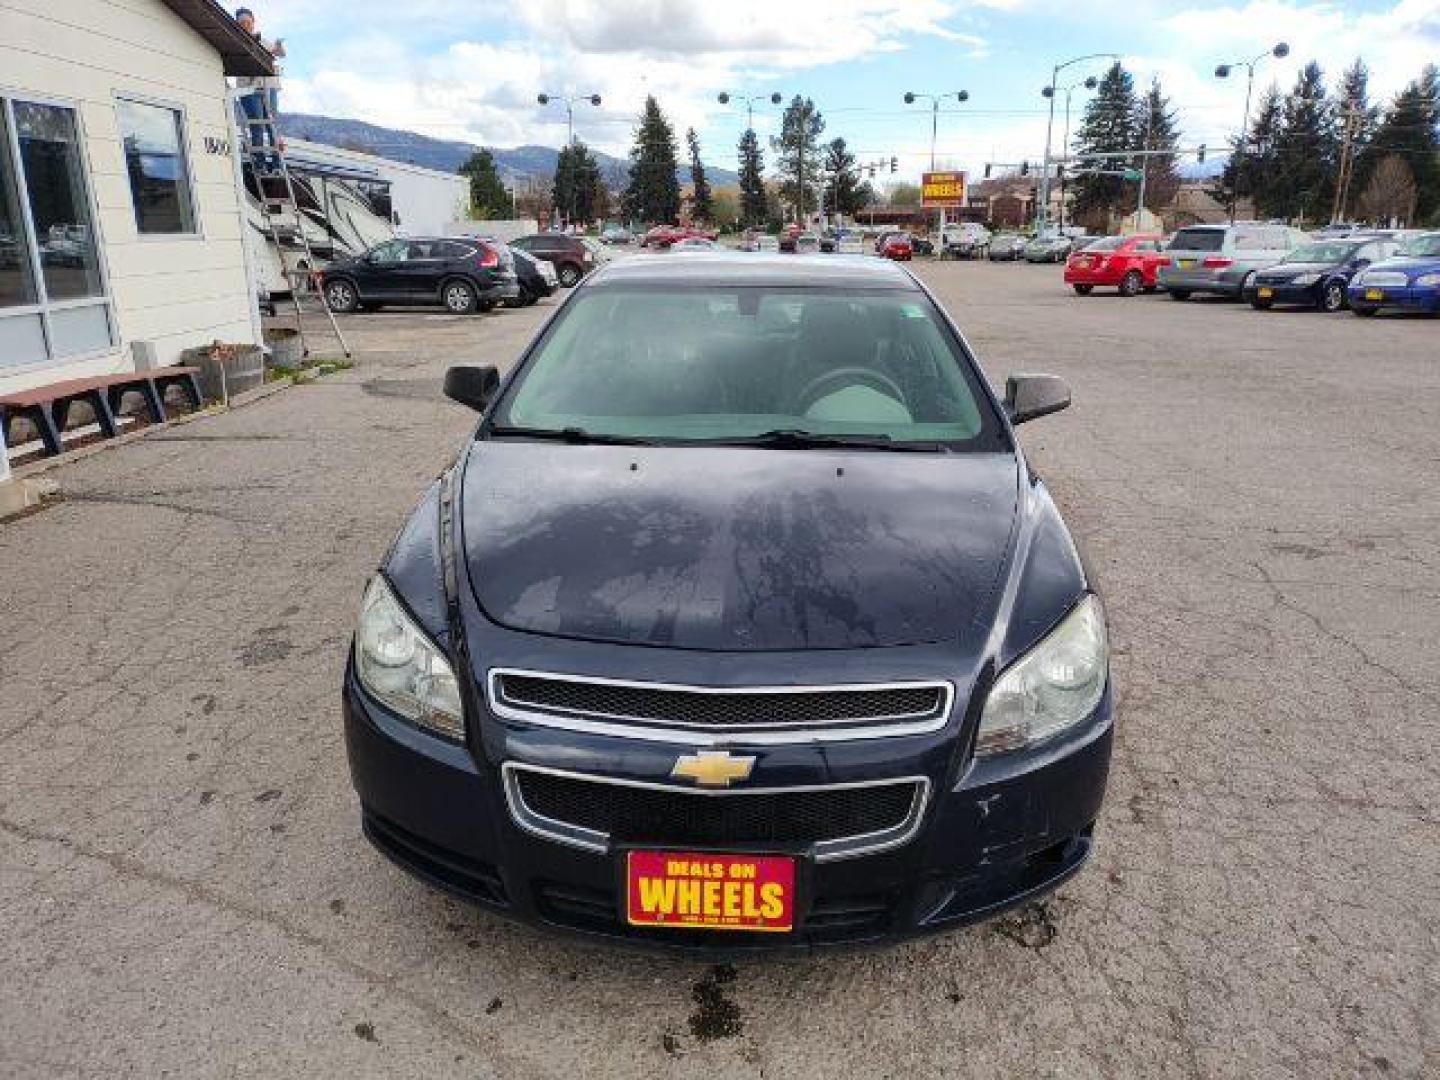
top-left (442, 279), bottom-right (478, 314)
top-left (1319, 280), bottom-right (1346, 313)
top-left (557, 262), bottom-right (583, 288)
top-left (1168, 289), bottom-right (1191, 301)
top-left (1119, 270), bottom-right (1143, 297)
top-left (323, 278), bottom-right (359, 313)
top-left (1072, 284), bottom-right (1094, 295)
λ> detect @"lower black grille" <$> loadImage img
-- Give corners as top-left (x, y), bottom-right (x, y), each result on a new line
top-left (514, 769), bottom-right (920, 849)
top-left (496, 673), bottom-right (945, 730)
top-left (363, 811), bottom-right (508, 907)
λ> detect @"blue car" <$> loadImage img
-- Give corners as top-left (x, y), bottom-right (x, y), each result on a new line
top-left (1348, 232), bottom-right (1440, 316)
top-left (344, 255), bottom-right (1112, 950)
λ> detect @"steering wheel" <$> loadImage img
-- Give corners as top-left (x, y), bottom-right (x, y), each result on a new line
top-left (795, 367), bottom-right (907, 414)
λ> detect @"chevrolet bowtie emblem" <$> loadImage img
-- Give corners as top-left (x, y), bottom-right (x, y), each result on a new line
top-left (671, 750), bottom-right (756, 788)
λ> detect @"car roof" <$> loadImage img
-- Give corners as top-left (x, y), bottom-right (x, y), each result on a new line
top-left (585, 252), bottom-right (919, 290)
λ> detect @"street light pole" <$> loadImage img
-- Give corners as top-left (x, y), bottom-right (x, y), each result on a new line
top-left (903, 90), bottom-right (970, 234)
top-left (537, 92), bottom-right (602, 227)
top-left (1214, 42), bottom-right (1289, 223)
top-left (1039, 53), bottom-right (1118, 234)
top-left (1054, 76), bottom-right (1097, 232)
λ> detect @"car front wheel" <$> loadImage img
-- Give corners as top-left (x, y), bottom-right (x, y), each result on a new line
top-left (557, 262), bottom-right (583, 287)
top-left (324, 279), bottom-right (359, 313)
top-left (1119, 270), bottom-right (1143, 297)
top-left (1319, 280), bottom-right (1346, 313)
top-left (442, 279), bottom-right (478, 313)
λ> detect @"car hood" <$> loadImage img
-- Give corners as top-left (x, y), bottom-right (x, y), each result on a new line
top-left (1365, 257), bottom-right (1440, 274)
top-left (1261, 260), bottom-right (1340, 275)
top-left (460, 442), bottom-right (1020, 651)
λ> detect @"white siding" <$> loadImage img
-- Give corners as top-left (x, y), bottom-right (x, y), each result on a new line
top-left (0, 0), bottom-right (256, 395)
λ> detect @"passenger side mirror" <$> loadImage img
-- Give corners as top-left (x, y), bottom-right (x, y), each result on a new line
top-left (444, 365), bottom-right (500, 413)
top-left (1004, 374), bottom-right (1071, 425)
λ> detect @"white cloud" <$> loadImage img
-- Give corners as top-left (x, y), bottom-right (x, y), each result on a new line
top-left (271, 0), bottom-right (984, 157)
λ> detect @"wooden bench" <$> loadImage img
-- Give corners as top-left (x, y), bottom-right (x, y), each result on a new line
top-left (0, 367), bottom-right (203, 458)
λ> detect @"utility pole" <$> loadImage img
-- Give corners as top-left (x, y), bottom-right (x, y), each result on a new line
top-left (1332, 106), bottom-right (1360, 224)
top-left (1135, 103), bottom-right (1154, 231)
top-left (1039, 54), bottom-right (1118, 233)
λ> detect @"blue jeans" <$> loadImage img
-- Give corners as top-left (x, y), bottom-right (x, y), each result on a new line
top-left (240, 90), bottom-right (280, 169)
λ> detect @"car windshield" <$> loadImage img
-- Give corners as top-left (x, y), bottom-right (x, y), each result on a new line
top-left (493, 287), bottom-right (1002, 448)
top-left (1401, 234), bottom-right (1440, 257)
top-left (1169, 228), bottom-right (1225, 251)
top-left (1288, 242), bottom-right (1358, 263)
top-left (1083, 237), bottom-right (1125, 251)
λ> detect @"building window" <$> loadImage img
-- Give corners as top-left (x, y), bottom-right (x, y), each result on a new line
top-left (0, 96), bottom-right (115, 372)
top-left (117, 98), bottom-right (196, 235)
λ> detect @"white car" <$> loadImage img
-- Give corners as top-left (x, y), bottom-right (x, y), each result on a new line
top-left (755, 236), bottom-right (780, 253)
top-left (837, 235), bottom-right (864, 255)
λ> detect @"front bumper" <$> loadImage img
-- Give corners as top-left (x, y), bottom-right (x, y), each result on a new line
top-left (1245, 281), bottom-right (1320, 305)
top-left (480, 280), bottom-right (522, 302)
top-left (1346, 283), bottom-right (1440, 313)
top-left (344, 667), bottom-right (1113, 952)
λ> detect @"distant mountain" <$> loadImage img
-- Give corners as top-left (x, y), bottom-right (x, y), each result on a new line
top-left (277, 112), bottom-right (739, 187)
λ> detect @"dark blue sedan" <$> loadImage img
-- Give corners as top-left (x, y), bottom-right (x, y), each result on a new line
top-left (1245, 236), bottom-right (1403, 312)
top-left (1347, 232), bottom-right (1440, 316)
top-left (344, 254), bottom-right (1113, 950)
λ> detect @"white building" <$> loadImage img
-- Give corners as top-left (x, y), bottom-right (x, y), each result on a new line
top-left (0, 0), bottom-right (269, 409)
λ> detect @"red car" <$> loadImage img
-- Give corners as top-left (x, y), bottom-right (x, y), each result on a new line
top-left (878, 233), bottom-right (913, 262)
top-left (1064, 233), bottom-right (1167, 296)
top-left (641, 224), bottom-right (718, 248)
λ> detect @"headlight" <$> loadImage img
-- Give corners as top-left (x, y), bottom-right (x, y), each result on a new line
top-left (1414, 273), bottom-right (1440, 287)
top-left (975, 595), bottom-right (1108, 756)
top-left (1291, 272), bottom-right (1320, 286)
top-left (355, 576), bottom-right (464, 739)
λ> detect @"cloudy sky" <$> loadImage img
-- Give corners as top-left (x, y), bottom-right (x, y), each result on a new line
top-left (256, 0), bottom-right (1440, 182)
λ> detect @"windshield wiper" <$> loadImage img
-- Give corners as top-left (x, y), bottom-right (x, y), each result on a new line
top-left (487, 425), bottom-right (660, 446)
top-left (717, 429), bottom-right (942, 451)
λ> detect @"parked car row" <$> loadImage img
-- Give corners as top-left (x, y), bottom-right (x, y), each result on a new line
top-left (319, 232), bottom-right (586, 316)
top-left (1054, 221), bottom-right (1440, 318)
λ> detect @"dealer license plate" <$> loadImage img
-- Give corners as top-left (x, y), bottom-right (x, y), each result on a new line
top-left (1365, 288), bottom-right (1384, 301)
top-left (1257, 287), bottom-right (1273, 299)
top-left (626, 851), bottom-right (795, 932)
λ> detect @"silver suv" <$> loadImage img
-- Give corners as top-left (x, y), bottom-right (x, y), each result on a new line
top-left (1158, 223), bottom-right (1310, 300)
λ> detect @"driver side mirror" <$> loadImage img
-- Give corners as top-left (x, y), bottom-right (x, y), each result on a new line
top-left (1004, 374), bottom-right (1071, 425)
top-left (444, 365), bottom-right (500, 413)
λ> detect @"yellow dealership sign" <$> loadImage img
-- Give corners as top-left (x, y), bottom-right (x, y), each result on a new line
top-left (921, 171), bottom-right (967, 208)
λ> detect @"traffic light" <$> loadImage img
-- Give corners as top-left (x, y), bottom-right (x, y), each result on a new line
top-left (984, 163), bottom-right (992, 179)
top-left (868, 165), bottom-right (876, 179)
top-left (890, 156), bottom-right (898, 174)
top-left (1197, 144), bottom-right (1207, 163)
top-left (1020, 161), bottom-right (1029, 176)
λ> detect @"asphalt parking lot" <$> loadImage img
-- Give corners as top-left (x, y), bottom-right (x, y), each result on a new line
top-left (1, 260), bottom-right (1436, 1079)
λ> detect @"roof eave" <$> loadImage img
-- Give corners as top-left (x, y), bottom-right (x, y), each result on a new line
top-left (160, 0), bottom-right (275, 77)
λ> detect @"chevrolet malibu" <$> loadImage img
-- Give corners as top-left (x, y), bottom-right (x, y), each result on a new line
top-left (344, 254), bottom-right (1113, 950)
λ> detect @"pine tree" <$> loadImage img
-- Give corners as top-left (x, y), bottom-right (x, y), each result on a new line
top-left (822, 137), bottom-right (865, 217)
top-left (737, 128), bottom-right (767, 227)
top-left (552, 141), bottom-right (606, 226)
top-left (1071, 62), bottom-right (1139, 224)
top-left (622, 96), bottom-right (681, 224)
top-left (1211, 84), bottom-right (1284, 218)
top-left (458, 149), bottom-right (510, 220)
top-left (686, 128), bottom-right (713, 223)
top-left (1359, 65), bottom-right (1440, 222)
top-left (1133, 79), bottom-right (1181, 216)
top-left (772, 96), bottom-right (825, 223)
top-left (1272, 61), bottom-right (1337, 224)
